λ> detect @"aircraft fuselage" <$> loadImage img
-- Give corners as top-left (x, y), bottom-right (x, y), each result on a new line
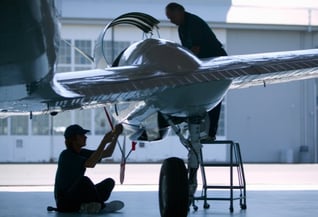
top-left (0, 0), bottom-right (60, 113)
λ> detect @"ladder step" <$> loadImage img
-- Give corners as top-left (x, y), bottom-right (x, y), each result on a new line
top-left (205, 185), bottom-right (245, 189)
top-left (194, 196), bottom-right (244, 201)
top-left (202, 163), bottom-right (240, 167)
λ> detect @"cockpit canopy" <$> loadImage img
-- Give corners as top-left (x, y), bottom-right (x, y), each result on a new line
top-left (94, 12), bottom-right (160, 68)
top-left (118, 38), bottom-right (200, 72)
top-left (94, 12), bottom-right (200, 72)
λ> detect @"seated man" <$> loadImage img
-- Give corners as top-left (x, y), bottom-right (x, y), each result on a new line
top-left (53, 124), bottom-right (124, 213)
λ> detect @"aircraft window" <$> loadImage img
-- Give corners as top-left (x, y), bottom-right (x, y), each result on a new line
top-left (11, 116), bottom-right (28, 135)
top-left (31, 115), bottom-right (49, 135)
top-left (75, 40), bottom-right (92, 65)
top-left (57, 39), bottom-right (71, 64)
top-left (0, 118), bottom-right (8, 135)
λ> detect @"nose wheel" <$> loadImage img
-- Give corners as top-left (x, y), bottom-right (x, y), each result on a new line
top-left (159, 157), bottom-right (189, 217)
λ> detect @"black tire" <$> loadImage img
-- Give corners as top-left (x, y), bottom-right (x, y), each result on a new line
top-left (159, 157), bottom-right (189, 217)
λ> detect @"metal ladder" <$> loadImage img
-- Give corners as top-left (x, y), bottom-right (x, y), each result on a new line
top-left (193, 140), bottom-right (247, 212)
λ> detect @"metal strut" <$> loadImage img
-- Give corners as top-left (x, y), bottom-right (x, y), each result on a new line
top-left (161, 114), bottom-right (191, 150)
top-left (161, 114), bottom-right (204, 206)
top-left (187, 117), bottom-right (203, 205)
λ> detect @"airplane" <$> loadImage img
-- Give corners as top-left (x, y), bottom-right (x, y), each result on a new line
top-left (1, 1), bottom-right (318, 216)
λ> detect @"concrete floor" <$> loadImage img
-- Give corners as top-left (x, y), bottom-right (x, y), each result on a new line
top-left (0, 164), bottom-right (318, 217)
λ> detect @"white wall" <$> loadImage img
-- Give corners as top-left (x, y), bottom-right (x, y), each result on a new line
top-left (226, 29), bottom-right (317, 162)
top-left (0, 135), bottom-right (228, 163)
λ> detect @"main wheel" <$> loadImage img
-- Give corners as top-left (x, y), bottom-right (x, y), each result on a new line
top-left (159, 157), bottom-right (189, 217)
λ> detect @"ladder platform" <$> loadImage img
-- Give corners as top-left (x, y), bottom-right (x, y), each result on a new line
top-left (205, 185), bottom-right (245, 189)
top-left (192, 140), bottom-right (247, 213)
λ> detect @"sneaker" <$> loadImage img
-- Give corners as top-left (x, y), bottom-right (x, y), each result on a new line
top-left (102, 200), bottom-right (124, 213)
top-left (80, 202), bottom-right (102, 214)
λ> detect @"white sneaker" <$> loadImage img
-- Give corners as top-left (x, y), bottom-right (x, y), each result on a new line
top-left (102, 200), bottom-right (124, 213)
top-left (80, 202), bottom-right (102, 214)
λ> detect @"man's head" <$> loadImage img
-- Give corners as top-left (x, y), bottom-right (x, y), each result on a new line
top-left (165, 2), bottom-right (185, 26)
top-left (64, 124), bottom-right (90, 150)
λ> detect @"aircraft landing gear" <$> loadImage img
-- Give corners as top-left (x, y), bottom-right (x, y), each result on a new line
top-left (159, 115), bottom-right (204, 217)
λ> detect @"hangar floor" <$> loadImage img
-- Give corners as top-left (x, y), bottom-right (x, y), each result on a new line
top-left (0, 163), bottom-right (318, 217)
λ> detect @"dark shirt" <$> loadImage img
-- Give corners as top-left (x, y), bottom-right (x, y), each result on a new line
top-left (54, 148), bottom-right (93, 200)
top-left (178, 12), bottom-right (227, 58)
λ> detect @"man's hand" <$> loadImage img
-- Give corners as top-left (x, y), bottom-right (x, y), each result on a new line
top-left (100, 124), bottom-right (123, 159)
top-left (113, 124), bottom-right (123, 135)
top-left (191, 46), bottom-right (200, 56)
top-left (101, 124), bottom-right (123, 144)
top-left (102, 131), bottom-right (113, 144)
top-left (85, 124), bottom-right (123, 168)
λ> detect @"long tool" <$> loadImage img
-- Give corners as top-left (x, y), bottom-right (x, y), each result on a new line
top-left (103, 107), bottom-right (135, 184)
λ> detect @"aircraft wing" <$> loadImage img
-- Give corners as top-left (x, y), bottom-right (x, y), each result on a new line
top-left (54, 48), bottom-right (318, 105)
top-left (201, 49), bottom-right (318, 89)
top-left (53, 65), bottom-right (172, 103)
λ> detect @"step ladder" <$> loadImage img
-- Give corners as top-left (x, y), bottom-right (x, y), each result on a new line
top-left (193, 140), bottom-right (247, 212)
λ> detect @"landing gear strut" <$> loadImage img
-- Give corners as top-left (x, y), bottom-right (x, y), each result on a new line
top-left (187, 117), bottom-right (203, 207)
top-left (159, 115), bottom-right (205, 217)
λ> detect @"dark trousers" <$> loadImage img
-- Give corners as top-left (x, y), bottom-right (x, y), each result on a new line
top-left (56, 176), bottom-right (115, 212)
top-left (207, 49), bottom-right (226, 138)
top-left (208, 101), bottom-right (222, 138)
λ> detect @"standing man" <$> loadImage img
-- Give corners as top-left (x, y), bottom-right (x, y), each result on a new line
top-left (166, 2), bottom-right (227, 141)
top-left (53, 124), bottom-right (124, 213)
top-left (165, 2), bottom-right (228, 207)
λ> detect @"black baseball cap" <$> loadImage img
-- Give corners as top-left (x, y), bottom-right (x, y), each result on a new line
top-left (64, 124), bottom-right (90, 139)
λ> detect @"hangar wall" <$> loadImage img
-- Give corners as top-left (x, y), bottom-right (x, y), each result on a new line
top-left (226, 29), bottom-right (318, 162)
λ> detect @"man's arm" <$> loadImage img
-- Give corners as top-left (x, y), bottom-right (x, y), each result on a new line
top-left (101, 124), bottom-right (123, 158)
top-left (84, 124), bottom-right (123, 168)
top-left (189, 15), bottom-right (204, 56)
